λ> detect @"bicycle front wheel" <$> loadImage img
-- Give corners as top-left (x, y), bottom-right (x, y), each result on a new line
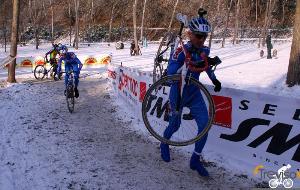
top-left (66, 84), bottom-right (75, 113)
top-left (34, 65), bottom-right (47, 80)
top-left (142, 74), bottom-right (215, 146)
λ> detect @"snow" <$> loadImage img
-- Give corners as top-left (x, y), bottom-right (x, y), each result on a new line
top-left (0, 72), bottom-right (264, 189)
top-left (0, 40), bottom-right (298, 189)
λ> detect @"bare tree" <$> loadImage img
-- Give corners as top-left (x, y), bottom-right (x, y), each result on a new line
top-left (91, 0), bottom-right (94, 25)
top-left (3, 21), bottom-right (8, 52)
top-left (261, 0), bottom-right (275, 47)
top-left (217, 0), bottom-right (221, 12)
top-left (167, 0), bottom-right (179, 33)
top-left (1, 2), bottom-right (9, 52)
top-left (255, 0), bottom-right (258, 24)
top-left (281, 0), bottom-right (287, 24)
top-left (74, 0), bottom-right (79, 49)
top-left (108, 1), bottom-right (117, 43)
top-left (7, 0), bottom-right (20, 83)
top-left (68, 0), bottom-right (72, 46)
top-left (209, 0), bottom-right (222, 48)
top-left (233, 0), bottom-right (240, 44)
top-left (286, 0), bottom-right (300, 86)
top-left (50, 0), bottom-right (54, 41)
top-left (28, 0), bottom-right (46, 49)
top-left (140, 0), bottom-right (147, 41)
top-left (221, 0), bottom-right (233, 48)
top-left (133, 0), bottom-right (139, 55)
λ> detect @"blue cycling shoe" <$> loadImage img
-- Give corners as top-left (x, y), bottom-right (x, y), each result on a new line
top-left (160, 143), bottom-right (170, 162)
top-left (190, 153), bottom-right (209, 176)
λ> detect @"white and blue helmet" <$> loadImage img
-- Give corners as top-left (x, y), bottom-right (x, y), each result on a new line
top-left (59, 45), bottom-right (68, 54)
top-left (188, 17), bottom-right (211, 34)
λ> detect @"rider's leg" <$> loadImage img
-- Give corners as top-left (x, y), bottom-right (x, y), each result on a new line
top-left (160, 84), bottom-right (182, 162)
top-left (64, 64), bottom-right (71, 87)
top-left (72, 63), bottom-right (79, 88)
top-left (163, 84), bottom-right (182, 139)
top-left (72, 63), bottom-right (80, 98)
top-left (188, 92), bottom-right (210, 176)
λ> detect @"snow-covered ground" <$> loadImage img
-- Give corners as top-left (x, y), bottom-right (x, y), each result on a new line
top-left (0, 41), bottom-right (299, 189)
top-left (0, 71), bottom-right (266, 189)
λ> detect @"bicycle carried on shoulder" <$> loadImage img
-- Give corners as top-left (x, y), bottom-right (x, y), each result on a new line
top-left (142, 12), bottom-right (220, 146)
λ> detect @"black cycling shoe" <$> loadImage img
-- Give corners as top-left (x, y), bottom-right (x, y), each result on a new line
top-left (74, 88), bottom-right (79, 98)
top-left (183, 112), bottom-right (194, 120)
top-left (54, 75), bottom-right (59, 81)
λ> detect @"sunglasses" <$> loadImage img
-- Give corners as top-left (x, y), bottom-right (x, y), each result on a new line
top-left (194, 33), bottom-right (207, 39)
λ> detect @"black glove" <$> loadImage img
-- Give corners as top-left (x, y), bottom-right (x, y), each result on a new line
top-left (208, 56), bottom-right (222, 66)
top-left (212, 79), bottom-right (222, 92)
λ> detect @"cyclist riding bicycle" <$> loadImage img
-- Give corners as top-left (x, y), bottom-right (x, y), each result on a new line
top-left (57, 45), bottom-right (83, 98)
top-left (45, 43), bottom-right (61, 80)
top-left (160, 15), bottom-right (222, 177)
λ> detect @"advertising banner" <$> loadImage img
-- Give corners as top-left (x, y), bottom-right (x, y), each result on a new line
top-left (107, 63), bottom-right (300, 185)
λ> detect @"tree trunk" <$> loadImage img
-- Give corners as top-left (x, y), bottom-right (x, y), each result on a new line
top-left (286, 0), bottom-right (300, 86)
top-left (42, 0), bottom-right (46, 17)
top-left (69, 0), bottom-right (72, 46)
top-left (108, 2), bottom-right (116, 43)
top-left (140, 0), bottom-right (147, 41)
top-left (91, 0), bottom-right (94, 24)
top-left (74, 0), bottom-right (79, 49)
top-left (28, 0), bottom-right (32, 23)
top-left (221, 0), bottom-right (233, 48)
top-left (133, 0), bottom-right (139, 55)
top-left (217, 0), bottom-right (221, 12)
top-left (262, 0), bottom-right (273, 47)
top-left (50, 0), bottom-right (54, 41)
top-left (256, 0), bottom-right (258, 24)
top-left (8, 0), bottom-right (20, 83)
top-left (3, 20), bottom-right (7, 52)
top-left (167, 0), bottom-right (179, 32)
top-left (282, 0), bottom-right (286, 24)
top-left (233, 0), bottom-right (240, 44)
top-left (266, 0), bottom-right (275, 30)
top-left (35, 27), bottom-right (39, 49)
top-left (120, 16), bottom-right (125, 42)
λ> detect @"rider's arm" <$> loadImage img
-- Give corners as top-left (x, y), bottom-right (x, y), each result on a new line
top-left (206, 67), bottom-right (217, 81)
top-left (45, 51), bottom-right (51, 62)
top-left (202, 47), bottom-right (217, 81)
top-left (167, 47), bottom-right (185, 75)
top-left (45, 47), bottom-right (54, 61)
top-left (70, 53), bottom-right (83, 70)
top-left (75, 57), bottom-right (83, 70)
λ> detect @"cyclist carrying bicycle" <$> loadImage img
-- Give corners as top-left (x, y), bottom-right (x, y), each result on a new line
top-left (160, 15), bottom-right (222, 177)
top-left (57, 45), bottom-right (83, 98)
top-left (45, 43), bottom-right (61, 80)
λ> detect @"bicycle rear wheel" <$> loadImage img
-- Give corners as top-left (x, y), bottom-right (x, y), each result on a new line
top-left (34, 65), bottom-right (47, 80)
top-left (153, 32), bottom-right (176, 83)
top-left (66, 84), bottom-right (75, 113)
top-left (142, 74), bottom-right (215, 146)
